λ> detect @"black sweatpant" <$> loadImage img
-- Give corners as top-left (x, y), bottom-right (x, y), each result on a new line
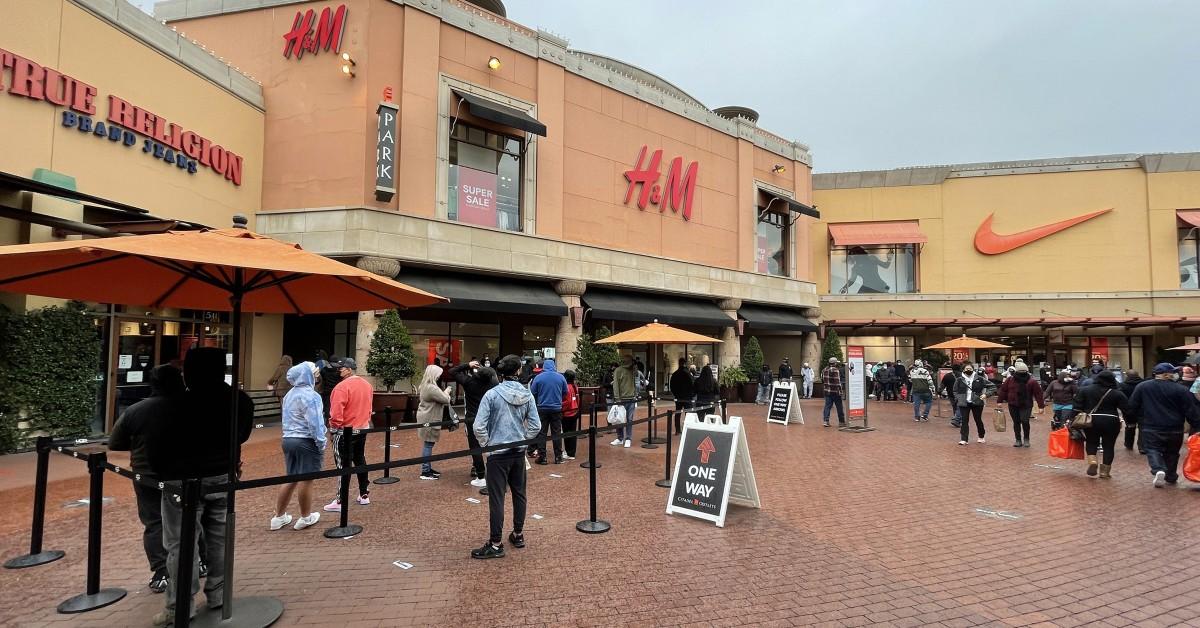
top-left (465, 418), bottom-right (486, 478)
top-left (674, 400), bottom-right (694, 432)
top-left (1084, 414), bottom-right (1121, 465)
top-left (485, 450), bottom-right (527, 545)
top-left (959, 404), bottom-right (985, 441)
top-left (562, 412), bottom-right (580, 458)
top-left (1124, 421), bottom-right (1143, 452)
top-left (133, 481), bottom-right (167, 576)
top-left (1009, 404), bottom-right (1032, 442)
top-left (536, 409), bottom-right (563, 461)
top-left (331, 430), bottom-right (369, 499)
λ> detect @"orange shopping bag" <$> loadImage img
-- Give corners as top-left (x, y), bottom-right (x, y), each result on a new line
top-left (1183, 433), bottom-right (1200, 483)
top-left (1047, 427), bottom-right (1085, 460)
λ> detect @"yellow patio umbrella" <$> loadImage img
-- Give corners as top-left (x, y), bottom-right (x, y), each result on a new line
top-left (923, 334), bottom-right (1011, 350)
top-left (594, 320), bottom-right (723, 345)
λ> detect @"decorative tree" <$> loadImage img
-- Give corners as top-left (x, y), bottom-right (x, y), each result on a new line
top-left (573, 326), bottom-right (621, 386)
top-left (366, 310), bottom-right (416, 392)
top-left (820, 328), bottom-right (844, 367)
top-left (917, 349), bottom-right (949, 370)
top-left (741, 336), bottom-right (765, 375)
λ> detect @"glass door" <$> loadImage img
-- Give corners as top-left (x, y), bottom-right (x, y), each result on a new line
top-left (112, 319), bottom-right (159, 422)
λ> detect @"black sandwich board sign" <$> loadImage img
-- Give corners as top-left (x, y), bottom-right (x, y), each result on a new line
top-left (766, 380), bottom-right (803, 425)
top-left (666, 413), bottom-right (760, 527)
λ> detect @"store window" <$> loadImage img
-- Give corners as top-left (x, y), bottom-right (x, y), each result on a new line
top-left (522, 325), bottom-right (556, 359)
top-left (404, 320), bottom-right (500, 370)
top-left (1179, 227), bottom-right (1198, 289)
top-left (838, 336), bottom-right (914, 364)
top-left (448, 121), bottom-right (523, 232)
top-left (756, 210), bottom-right (789, 277)
top-left (830, 245), bottom-right (918, 294)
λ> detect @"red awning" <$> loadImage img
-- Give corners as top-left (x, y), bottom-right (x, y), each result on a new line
top-left (828, 221), bottom-right (927, 247)
top-left (1177, 210), bottom-right (1200, 228)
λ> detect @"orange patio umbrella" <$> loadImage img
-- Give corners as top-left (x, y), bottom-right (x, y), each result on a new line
top-left (1169, 342), bottom-right (1200, 351)
top-left (0, 226), bottom-right (446, 624)
top-left (923, 334), bottom-right (1011, 350)
top-left (594, 320), bottom-right (723, 345)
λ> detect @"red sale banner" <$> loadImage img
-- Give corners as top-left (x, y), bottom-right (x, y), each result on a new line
top-left (456, 166), bottom-right (497, 227)
top-left (427, 339), bottom-right (462, 366)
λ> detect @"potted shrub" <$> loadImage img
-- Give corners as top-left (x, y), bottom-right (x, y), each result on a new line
top-left (573, 326), bottom-right (620, 413)
top-left (366, 310), bottom-right (417, 426)
top-left (717, 364), bottom-right (749, 402)
top-left (739, 336), bottom-right (765, 403)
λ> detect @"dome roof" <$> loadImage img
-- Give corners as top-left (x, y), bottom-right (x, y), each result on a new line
top-left (464, 0), bottom-right (506, 17)
top-left (713, 106), bottom-right (759, 124)
top-left (568, 50), bottom-right (707, 111)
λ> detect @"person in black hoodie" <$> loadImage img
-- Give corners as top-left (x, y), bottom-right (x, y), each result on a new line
top-left (451, 361), bottom-right (499, 489)
top-left (694, 365), bottom-right (717, 410)
top-left (1073, 370), bottom-right (1131, 478)
top-left (109, 364), bottom-right (186, 594)
top-left (150, 348), bottom-right (253, 627)
top-left (939, 364), bottom-right (962, 427)
top-left (319, 354), bottom-right (343, 419)
top-left (1118, 370), bottom-right (1145, 453)
top-left (669, 358), bottom-right (696, 431)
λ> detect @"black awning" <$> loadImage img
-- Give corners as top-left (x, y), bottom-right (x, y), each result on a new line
top-left (738, 303), bottom-right (818, 332)
top-left (397, 270), bottom-right (565, 317)
top-left (453, 90), bottom-right (547, 137)
top-left (583, 290), bottom-right (733, 328)
top-left (758, 186), bottom-right (819, 219)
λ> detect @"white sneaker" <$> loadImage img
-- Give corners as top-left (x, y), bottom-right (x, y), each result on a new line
top-left (624, 439), bottom-right (632, 448)
top-left (470, 478), bottom-right (487, 488)
top-left (958, 441), bottom-right (967, 446)
top-left (610, 438), bottom-right (623, 446)
top-left (563, 454), bottom-right (575, 460)
top-left (293, 512), bottom-right (320, 530)
top-left (977, 438), bottom-right (985, 444)
top-left (269, 513), bottom-right (292, 530)
top-left (322, 499), bottom-right (341, 512)
top-left (1153, 471), bottom-right (1167, 488)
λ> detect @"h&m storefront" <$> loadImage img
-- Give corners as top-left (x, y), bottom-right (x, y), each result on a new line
top-left (158, 0), bottom-right (823, 390)
top-left (812, 153), bottom-right (1200, 375)
top-left (0, 0), bottom-right (267, 430)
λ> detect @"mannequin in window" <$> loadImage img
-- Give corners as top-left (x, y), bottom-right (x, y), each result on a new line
top-left (838, 246), bottom-right (894, 294)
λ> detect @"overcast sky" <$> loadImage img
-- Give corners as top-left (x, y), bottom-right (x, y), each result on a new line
top-left (133, 0), bottom-right (1199, 172)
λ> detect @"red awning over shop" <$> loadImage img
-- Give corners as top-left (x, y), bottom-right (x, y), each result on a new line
top-left (1177, 210), bottom-right (1200, 228)
top-left (828, 221), bottom-right (927, 247)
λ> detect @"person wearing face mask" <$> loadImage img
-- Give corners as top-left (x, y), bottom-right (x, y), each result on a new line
top-left (1119, 370), bottom-right (1145, 454)
top-left (954, 364), bottom-right (990, 445)
top-left (1045, 370), bottom-right (1079, 429)
top-left (998, 362), bottom-right (1045, 447)
top-left (1128, 363), bottom-right (1200, 487)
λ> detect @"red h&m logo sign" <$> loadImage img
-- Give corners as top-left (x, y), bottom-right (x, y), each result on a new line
top-left (624, 146), bottom-right (698, 221)
top-left (282, 4), bottom-right (348, 59)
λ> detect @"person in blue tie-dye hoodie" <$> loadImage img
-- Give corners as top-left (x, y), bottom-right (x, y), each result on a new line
top-left (270, 362), bottom-right (327, 532)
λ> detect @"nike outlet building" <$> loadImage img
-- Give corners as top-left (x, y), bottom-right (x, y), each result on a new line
top-left (811, 152), bottom-right (1200, 375)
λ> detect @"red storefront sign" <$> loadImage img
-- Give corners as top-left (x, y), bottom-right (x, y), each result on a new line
top-left (427, 339), bottom-right (462, 366)
top-left (1091, 338), bottom-right (1109, 363)
top-left (282, 4), bottom-right (347, 59)
top-left (0, 48), bottom-right (245, 186)
top-left (455, 166), bottom-right (498, 227)
top-left (623, 145), bottom-right (698, 221)
top-left (950, 349), bottom-right (970, 365)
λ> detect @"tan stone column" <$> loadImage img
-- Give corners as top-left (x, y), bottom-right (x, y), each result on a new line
top-left (802, 331), bottom-right (821, 366)
top-left (717, 298), bottom-right (742, 366)
top-left (553, 280), bottom-right (587, 372)
top-left (354, 256), bottom-right (401, 390)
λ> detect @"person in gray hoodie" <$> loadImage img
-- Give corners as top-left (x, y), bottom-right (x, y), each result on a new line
top-left (471, 355), bottom-right (541, 559)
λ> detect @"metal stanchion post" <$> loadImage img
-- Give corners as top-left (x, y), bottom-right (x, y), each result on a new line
top-left (326, 427), bottom-right (363, 539)
top-left (170, 479), bottom-right (201, 628)
top-left (5, 436), bottom-right (64, 569)
top-left (641, 395), bottom-right (658, 449)
top-left (375, 407), bottom-right (399, 485)
top-left (655, 403), bottom-right (673, 488)
top-left (721, 399), bottom-right (728, 423)
top-left (575, 424), bottom-right (611, 534)
top-left (580, 404), bottom-right (601, 469)
top-left (57, 451), bottom-right (126, 613)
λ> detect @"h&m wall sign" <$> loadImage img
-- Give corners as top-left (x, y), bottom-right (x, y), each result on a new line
top-left (624, 145), bottom-right (699, 221)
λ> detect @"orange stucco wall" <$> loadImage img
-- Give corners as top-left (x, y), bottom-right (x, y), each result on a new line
top-left (172, 0), bottom-right (813, 278)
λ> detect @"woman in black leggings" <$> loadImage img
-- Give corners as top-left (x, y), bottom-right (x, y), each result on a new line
top-left (954, 365), bottom-right (990, 445)
top-left (1072, 371), bottom-right (1130, 479)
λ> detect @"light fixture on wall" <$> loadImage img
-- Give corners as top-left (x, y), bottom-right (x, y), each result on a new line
top-left (487, 56), bottom-right (501, 70)
top-left (341, 52), bottom-right (356, 78)
top-left (772, 164), bottom-right (786, 174)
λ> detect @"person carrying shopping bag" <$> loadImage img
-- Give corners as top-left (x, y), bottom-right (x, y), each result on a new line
top-left (1071, 370), bottom-right (1131, 478)
top-left (955, 364), bottom-right (990, 445)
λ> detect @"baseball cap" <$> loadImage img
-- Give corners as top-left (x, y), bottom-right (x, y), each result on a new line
top-left (828, 357), bottom-right (837, 364)
top-left (337, 357), bottom-right (358, 370)
top-left (1152, 362), bottom-right (1181, 375)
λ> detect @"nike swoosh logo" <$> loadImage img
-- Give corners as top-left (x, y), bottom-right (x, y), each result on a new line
top-left (974, 208), bottom-right (1111, 255)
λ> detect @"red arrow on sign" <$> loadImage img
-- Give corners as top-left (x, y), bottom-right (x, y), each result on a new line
top-left (696, 436), bottom-right (717, 464)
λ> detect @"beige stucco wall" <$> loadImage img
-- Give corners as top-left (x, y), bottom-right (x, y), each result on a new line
top-left (0, 0), bottom-right (264, 228)
top-left (170, 0), bottom-right (815, 280)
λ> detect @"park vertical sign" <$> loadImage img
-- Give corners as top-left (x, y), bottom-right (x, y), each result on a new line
top-left (375, 101), bottom-right (398, 202)
top-left (667, 414), bottom-right (760, 527)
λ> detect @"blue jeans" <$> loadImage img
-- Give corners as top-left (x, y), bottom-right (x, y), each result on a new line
top-left (616, 400), bottom-right (637, 441)
top-left (823, 393), bottom-right (844, 424)
top-left (421, 440), bottom-right (435, 473)
top-left (912, 392), bottom-right (932, 418)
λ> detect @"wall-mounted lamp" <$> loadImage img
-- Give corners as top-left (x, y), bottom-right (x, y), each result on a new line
top-left (487, 56), bottom-right (501, 71)
top-left (772, 164), bottom-right (787, 174)
top-left (341, 52), bottom-right (356, 78)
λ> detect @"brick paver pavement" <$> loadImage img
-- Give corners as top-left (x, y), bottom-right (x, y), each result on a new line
top-left (1, 399), bottom-right (1198, 627)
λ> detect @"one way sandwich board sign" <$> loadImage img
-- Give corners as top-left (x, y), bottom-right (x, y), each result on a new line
top-left (666, 413), bottom-right (760, 527)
